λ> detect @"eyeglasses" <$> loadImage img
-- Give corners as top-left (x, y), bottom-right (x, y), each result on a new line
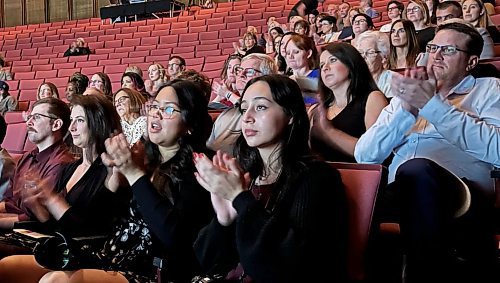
top-left (114, 96), bottom-right (129, 105)
top-left (353, 19), bottom-right (367, 25)
top-left (148, 104), bottom-right (181, 119)
top-left (358, 49), bottom-right (381, 58)
top-left (387, 6), bottom-right (400, 12)
top-left (426, 44), bottom-right (468, 55)
top-left (435, 14), bottom-right (456, 23)
top-left (234, 67), bottom-right (262, 78)
top-left (406, 6), bottom-right (421, 14)
top-left (391, 28), bottom-right (406, 35)
top-left (26, 113), bottom-right (58, 122)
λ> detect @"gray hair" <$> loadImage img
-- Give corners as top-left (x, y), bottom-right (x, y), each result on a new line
top-left (242, 53), bottom-right (278, 75)
top-left (355, 30), bottom-right (390, 58)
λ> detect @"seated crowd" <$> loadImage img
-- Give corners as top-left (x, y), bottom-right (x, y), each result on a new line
top-left (0, 0), bottom-right (497, 282)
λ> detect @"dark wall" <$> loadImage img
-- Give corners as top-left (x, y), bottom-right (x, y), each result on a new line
top-left (0, 0), bottom-right (109, 27)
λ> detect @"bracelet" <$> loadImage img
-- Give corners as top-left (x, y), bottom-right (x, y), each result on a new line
top-left (225, 92), bottom-right (232, 100)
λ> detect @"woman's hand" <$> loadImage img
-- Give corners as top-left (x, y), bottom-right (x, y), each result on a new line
top-left (102, 134), bottom-right (145, 185)
top-left (194, 151), bottom-right (249, 202)
top-left (310, 105), bottom-right (334, 143)
top-left (22, 177), bottom-right (68, 221)
top-left (212, 81), bottom-right (233, 101)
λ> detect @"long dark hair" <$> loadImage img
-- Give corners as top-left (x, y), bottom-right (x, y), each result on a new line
top-left (235, 75), bottom-right (311, 185)
top-left (146, 79), bottom-right (213, 196)
top-left (319, 42), bottom-right (379, 108)
top-left (388, 19), bottom-right (419, 69)
top-left (70, 94), bottom-right (122, 162)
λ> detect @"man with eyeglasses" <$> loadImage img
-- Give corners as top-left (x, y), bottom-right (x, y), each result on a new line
top-left (167, 55), bottom-right (186, 80)
top-left (0, 98), bottom-right (74, 229)
top-left (355, 22), bottom-right (499, 282)
top-left (435, 2), bottom-right (494, 59)
top-left (207, 53), bottom-right (278, 154)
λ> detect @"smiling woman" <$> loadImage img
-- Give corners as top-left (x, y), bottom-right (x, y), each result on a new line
top-left (113, 88), bottom-right (147, 146)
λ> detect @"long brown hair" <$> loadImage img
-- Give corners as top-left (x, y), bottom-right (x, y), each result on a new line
top-left (388, 19), bottom-right (420, 69)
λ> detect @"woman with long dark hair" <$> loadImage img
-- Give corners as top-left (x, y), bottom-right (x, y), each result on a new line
top-left (193, 75), bottom-right (348, 282)
top-left (309, 42), bottom-right (388, 162)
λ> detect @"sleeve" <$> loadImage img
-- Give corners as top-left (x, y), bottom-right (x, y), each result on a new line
top-left (232, 163), bottom-right (348, 282)
top-left (354, 97), bottom-right (416, 164)
top-left (419, 91), bottom-right (500, 167)
top-left (63, 49), bottom-right (72, 57)
top-left (57, 188), bottom-right (127, 237)
top-left (131, 175), bottom-right (213, 250)
top-left (7, 96), bottom-right (17, 112)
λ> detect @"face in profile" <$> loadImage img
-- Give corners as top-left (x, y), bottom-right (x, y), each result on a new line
top-left (26, 103), bottom-right (57, 144)
top-left (240, 81), bottom-right (290, 150)
top-left (147, 86), bottom-right (185, 147)
top-left (65, 82), bottom-right (75, 101)
top-left (69, 105), bottom-right (90, 149)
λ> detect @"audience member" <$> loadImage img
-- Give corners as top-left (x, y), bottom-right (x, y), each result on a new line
top-left (350, 13), bottom-right (375, 46)
top-left (144, 63), bottom-right (168, 97)
top-left (113, 88), bottom-right (147, 146)
top-left (37, 82), bottom-right (59, 100)
top-left (63, 38), bottom-right (91, 57)
top-left (380, 0), bottom-right (404, 32)
top-left (210, 55), bottom-right (243, 108)
top-left (309, 42), bottom-right (387, 162)
top-left (0, 98), bottom-right (74, 228)
top-left (337, 2), bottom-right (352, 33)
top-left (425, 0), bottom-right (440, 23)
top-left (177, 69), bottom-right (213, 103)
top-left (355, 31), bottom-right (395, 98)
top-left (289, 0), bottom-right (325, 18)
top-left (355, 22), bottom-right (499, 283)
top-left (194, 75), bottom-right (348, 282)
top-left (264, 26), bottom-right (285, 54)
top-left (66, 72), bottom-right (89, 101)
top-left (462, 0), bottom-right (500, 42)
top-left (32, 79), bottom-right (215, 283)
top-left (0, 57), bottom-right (12, 81)
top-left (89, 72), bottom-right (113, 100)
top-left (319, 15), bottom-right (338, 43)
top-left (436, 2), bottom-right (495, 58)
top-left (207, 53), bottom-right (278, 154)
top-left (388, 19), bottom-right (420, 69)
top-left (82, 87), bottom-right (105, 97)
top-left (0, 81), bottom-right (17, 115)
top-left (404, 0), bottom-right (436, 52)
top-left (124, 65), bottom-right (144, 78)
top-left (294, 19), bottom-right (311, 36)
top-left (0, 115), bottom-right (15, 201)
top-left (167, 56), bottom-right (186, 80)
top-left (234, 32), bottom-right (266, 57)
top-left (121, 71), bottom-right (147, 99)
top-left (284, 34), bottom-right (320, 105)
top-left (360, 0), bottom-right (380, 18)
top-left (0, 94), bottom-right (130, 282)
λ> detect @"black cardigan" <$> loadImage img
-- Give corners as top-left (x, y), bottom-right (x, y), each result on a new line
top-left (194, 160), bottom-right (348, 283)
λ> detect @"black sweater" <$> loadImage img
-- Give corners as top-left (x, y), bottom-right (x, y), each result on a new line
top-left (194, 160), bottom-right (348, 283)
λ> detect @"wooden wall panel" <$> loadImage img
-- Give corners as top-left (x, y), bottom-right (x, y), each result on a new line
top-left (26, 0), bottom-right (45, 24)
top-left (49, 0), bottom-right (69, 22)
top-left (72, 0), bottom-right (92, 19)
top-left (3, 0), bottom-right (23, 27)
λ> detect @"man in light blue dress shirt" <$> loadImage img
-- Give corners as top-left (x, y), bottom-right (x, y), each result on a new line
top-left (355, 22), bottom-right (499, 282)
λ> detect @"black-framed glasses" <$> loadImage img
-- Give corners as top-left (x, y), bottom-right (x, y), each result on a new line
top-left (234, 67), bottom-right (262, 78)
top-left (26, 113), bottom-right (58, 122)
top-left (148, 104), bottom-right (181, 119)
top-left (353, 19), bottom-right (367, 25)
top-left (426, 44), bottom-right (468, 55)
top-left (387, 6), bottom-right (400, 12)
top-left (114, 96), bottom-right (129, 105)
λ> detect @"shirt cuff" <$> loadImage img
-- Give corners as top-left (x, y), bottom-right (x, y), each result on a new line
top-left (419, 95), bottom-right (448, 122)
top-left (392, 106), bottom-right (417, 134)
top-left (232, 190), bottom-right (257, 215)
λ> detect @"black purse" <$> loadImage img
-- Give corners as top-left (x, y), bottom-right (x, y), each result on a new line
top-left (34, 232), bottom-right (108, 271)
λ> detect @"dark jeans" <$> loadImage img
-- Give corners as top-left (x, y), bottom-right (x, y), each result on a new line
top-left (371, 158), bottom-right (497, 283)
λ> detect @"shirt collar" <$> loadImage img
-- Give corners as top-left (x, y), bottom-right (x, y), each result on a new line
top-left (30, 139), bottom-right (65, 163)
top-left (444, 75), bottom-right (476, 98)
